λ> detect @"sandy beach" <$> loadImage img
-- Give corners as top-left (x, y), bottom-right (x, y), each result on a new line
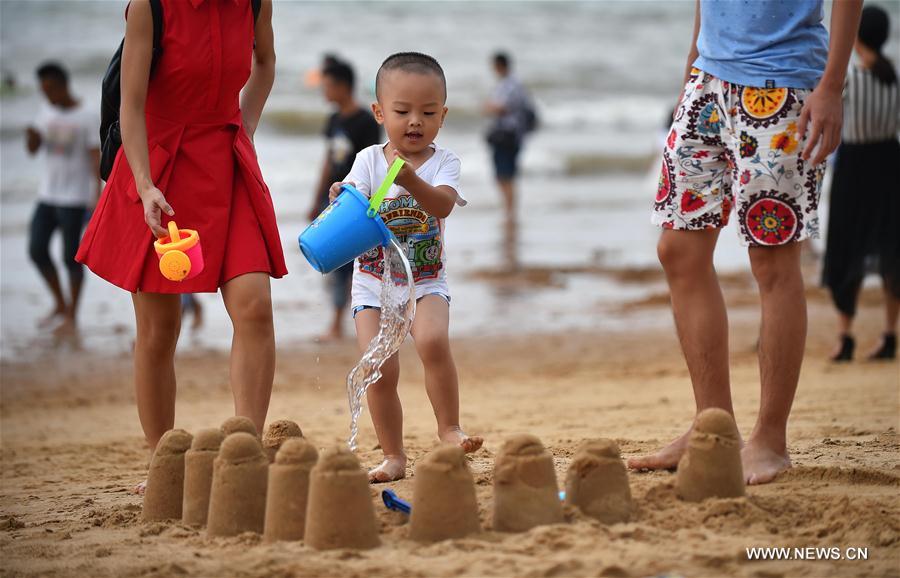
top-left (2, 275), bottom-right (897, 578)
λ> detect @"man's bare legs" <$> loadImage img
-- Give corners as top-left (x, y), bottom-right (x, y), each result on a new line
top-left (354, 308), bottom-right (404, 482)
top-left (628, 229), bottom-right (734, 470)
top-left (742, 243), bottom-right (805, 484)
top-left (132, 292), bottom-right (182, 454)
top-left (411, 295), bottom-right (483, 453)
top-left (497, 178), bottom-right (515, 222)
top-left (221, 273), bottom-right (275, 435)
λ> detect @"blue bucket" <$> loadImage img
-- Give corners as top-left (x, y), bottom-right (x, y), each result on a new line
top-left (299, 184), bottom-right (393, 274)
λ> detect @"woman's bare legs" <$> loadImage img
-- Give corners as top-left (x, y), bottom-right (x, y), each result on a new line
top-left (132, 292), bottom-right (182, 452)
top-left (221, 273), bottom-right (275, 435)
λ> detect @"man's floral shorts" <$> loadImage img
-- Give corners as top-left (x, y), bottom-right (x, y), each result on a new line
top-left (652, 68), bottom-right (825, 246)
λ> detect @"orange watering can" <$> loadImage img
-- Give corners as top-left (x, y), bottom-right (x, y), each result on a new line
top-left (154, 221), bottom-right (204, 282)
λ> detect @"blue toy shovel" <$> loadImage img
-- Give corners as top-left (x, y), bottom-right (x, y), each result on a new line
top-left (381, 489), bottom-right (411, 514)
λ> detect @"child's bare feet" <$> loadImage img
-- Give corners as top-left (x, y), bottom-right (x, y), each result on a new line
top-left (368, 454), bottom-right (407, 483)
top-left (439, 426), bottom-right (483, 454)
top-left (132, 480), bottom-right (147, 495)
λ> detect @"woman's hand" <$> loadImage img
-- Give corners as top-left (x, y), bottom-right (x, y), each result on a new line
top-left (329, 181), bottom-right (354, 202)
top-left (140, 185), bottom-right (174, 237)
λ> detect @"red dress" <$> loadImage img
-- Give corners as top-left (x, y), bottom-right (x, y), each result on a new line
top-left (77, 0), bottom-right (288, 293)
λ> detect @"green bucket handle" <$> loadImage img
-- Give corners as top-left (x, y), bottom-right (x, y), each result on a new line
top-left (367, 158), bottom-right (405, 218)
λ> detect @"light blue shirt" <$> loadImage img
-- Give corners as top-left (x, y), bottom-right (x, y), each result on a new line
top-left (694, 0), bottom-right (829, 89)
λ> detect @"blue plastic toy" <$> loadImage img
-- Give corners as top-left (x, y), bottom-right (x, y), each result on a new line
top-left (381, 489), bottom-right (411, 515)
top-left (299, 158), bottom-right (404, 274)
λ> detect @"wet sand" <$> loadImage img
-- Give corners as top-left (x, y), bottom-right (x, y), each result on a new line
top-left (1, 285), bottom-right (898, 577)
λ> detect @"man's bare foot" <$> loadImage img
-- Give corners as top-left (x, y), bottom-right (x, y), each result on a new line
top-left (368, 454), bottom-right (407, 483)
top-left (132, 480), bottom-right (147, 495)
top-left (741, 439), bottom-right (791, 485)
top-left (627, 430), bottom-right (691, 471)
top-left (439, 426), bottom-right (483, 454)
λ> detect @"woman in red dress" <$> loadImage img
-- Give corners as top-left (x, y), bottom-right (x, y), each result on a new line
top-left (76, 0), bottom-right (286, 483)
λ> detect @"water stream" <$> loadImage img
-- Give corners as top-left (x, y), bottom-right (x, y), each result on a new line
top-left (346, 238), bottom-right (416, 451)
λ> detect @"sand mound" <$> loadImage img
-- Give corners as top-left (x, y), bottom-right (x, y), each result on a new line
top-left (410, 444), bottom-right (481, 542)
top-left (263, 438), bottom-right (318, 542)
top-left (262, 420), bottom-right (303, 463)
top-left (206, 433), bottom-right (268, 537)
top-left (676, 408), bottom-right (745, 502)
top-left (304, 447), bottom-right (380, 550)
top-left (142, 429), bottom-right (193, 521)
top-left (493, 434), bottom-right (564, 532)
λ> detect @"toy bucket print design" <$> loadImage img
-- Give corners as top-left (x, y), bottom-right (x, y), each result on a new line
top-left (299, 158), bottom-right (406, 274)
top-left (154, 221), bottom-right (205, 282)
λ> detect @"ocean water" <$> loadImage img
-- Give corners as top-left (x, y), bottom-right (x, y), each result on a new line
top-left (2, 1), bottom-right (897, 359)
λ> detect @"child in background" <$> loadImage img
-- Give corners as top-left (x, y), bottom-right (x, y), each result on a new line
top-left (329, 52), bottom-right (483, 482)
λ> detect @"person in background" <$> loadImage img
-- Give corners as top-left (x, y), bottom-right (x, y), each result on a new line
top-left (180, 294), bottom-right (204, 332)
top-left (308, 58), bottom-right (381, 341)
top-left (823, 4), bottom-right (899, 362)
top-left (484, 51), bottom-right (534, 267)
top-left (25, 61), bottom-right (100, 336)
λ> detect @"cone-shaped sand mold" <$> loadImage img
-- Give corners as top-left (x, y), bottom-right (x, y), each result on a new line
top-left (676, 408), bottom-right (745, 502)
top-left (410, 444), bottom-right (481, 542)
top-left (304, 447), bottom-right (380, 550)
top-left (492, 434), bottom-right (563, 532)
top-left (565, 439), bottom-right (632, 524)
top-left (220, 415), bottom-right (258, 438)
top-left (263, 438), bottom-right (318, 542)
top-left (143, 429), bottom-right (193, 521)
top-left (206, 432), bottom-right (269, 536)
top-left (182, 428), bottom-right (225, 526)
top-left (262, 419), bottom-right (303, 463)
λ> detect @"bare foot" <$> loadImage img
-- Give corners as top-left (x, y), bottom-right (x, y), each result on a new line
top-left (37, 308), bottom-right (66, 329)
top-left (627, 430), bottom-right (691, 471)
top-left (132, 480), bottom-right (147, 495)
top-left (439, 426), bottom-right (483, 454)
top-left (741, 439), bottom-right (791, 485)
top-left (51, 316), bottom-right (77, 338)
top-left (314, 330), bottom-right (343, 344)
top-left (368, 454), bottom-right (407, 483)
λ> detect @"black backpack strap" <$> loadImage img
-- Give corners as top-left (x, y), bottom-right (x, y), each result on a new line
top-left (251, 0), bottom-right (261, 22)
top-left (149, 0), bottom-right (163, 56)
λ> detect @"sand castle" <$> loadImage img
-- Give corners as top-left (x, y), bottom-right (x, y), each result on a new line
top-left (304, 447), bottom-right (380, 550)
top-left (182, 428), bottom-right (225, 526)
top-left (206, 432), bottom-right (269, 536)
top-left (409, 445), bottom-right (481, 542)
top-left (220, 415), bottom-right (258, 438)
top-left (492, 434), bottom-right (564, 532)
top-left (564, 439), bottom-right (632, 524)
top-left (676, 408), bottom-right (745, 502)
top-left (262, 419), bottom-right (303, 463)
top-left (142, 429), bottom-right (193, 521)
top-left (263, 437), bottom-right (318, 542)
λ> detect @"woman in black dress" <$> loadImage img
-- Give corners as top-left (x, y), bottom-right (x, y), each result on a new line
top-left (823, 5), bottom-right (900, 361)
